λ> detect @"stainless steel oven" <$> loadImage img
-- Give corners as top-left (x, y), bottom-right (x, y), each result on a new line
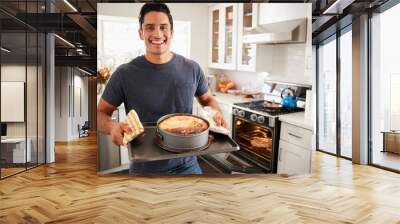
top-left (198, 105), bottom-right (280, 174)
top-left (231, 107), bottom-right (280, 173)
top-left (198, 82), bottom-right (309, 174)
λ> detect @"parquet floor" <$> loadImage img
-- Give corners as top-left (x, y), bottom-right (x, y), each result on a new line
top-left (1, 134), bottom-right (400, 223)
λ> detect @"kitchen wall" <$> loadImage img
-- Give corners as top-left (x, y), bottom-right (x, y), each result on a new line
top-left (98, 3), bottom-right (210, 71)
top-left (54, 67), bottom-right (89, 141)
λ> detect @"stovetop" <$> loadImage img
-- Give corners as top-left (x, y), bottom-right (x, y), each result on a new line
top-left (234, 100), bottom-right (304, 116)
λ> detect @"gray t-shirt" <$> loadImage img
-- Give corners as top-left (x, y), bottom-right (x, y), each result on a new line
top-left (101, 53), bottom-right (208, 173)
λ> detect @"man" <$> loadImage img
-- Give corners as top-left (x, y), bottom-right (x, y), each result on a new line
top-left (97, 3), bottom-right (227, 175)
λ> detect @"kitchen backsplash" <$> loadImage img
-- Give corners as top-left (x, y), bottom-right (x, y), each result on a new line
top-left (207, 43), bottom-right (312, 92)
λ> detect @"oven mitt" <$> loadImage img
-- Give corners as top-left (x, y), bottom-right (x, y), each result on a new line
top-left (199, 106), bottom-right (230, 135)
top-left (122, 109), bottom-right (145, 146)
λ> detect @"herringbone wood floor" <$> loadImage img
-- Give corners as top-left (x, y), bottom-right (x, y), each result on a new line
top-left (1, 135), bottom-right (400, 224)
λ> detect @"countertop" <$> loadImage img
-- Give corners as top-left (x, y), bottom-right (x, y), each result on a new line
top-left (211, 92), bottom-right (253, 105)
top-left (279, 112), bottom-right (314, 131)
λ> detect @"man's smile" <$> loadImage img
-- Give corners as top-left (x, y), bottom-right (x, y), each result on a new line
top-left (150, 39), bottom-right (166, 45)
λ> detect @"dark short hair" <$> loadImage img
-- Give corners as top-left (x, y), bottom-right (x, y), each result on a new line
top-left (139, 3), bottom-right (173, 30)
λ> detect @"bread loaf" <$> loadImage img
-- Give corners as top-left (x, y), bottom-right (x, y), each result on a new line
top-left (122, 110), bottom-right (144, 146)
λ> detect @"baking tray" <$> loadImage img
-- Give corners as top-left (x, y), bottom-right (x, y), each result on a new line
top-left (128, 124), bottom-right (239, 162)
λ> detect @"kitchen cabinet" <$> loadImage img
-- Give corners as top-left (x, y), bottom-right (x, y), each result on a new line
top-left (209, 3), bottom-right (273, 72)
top-left (277, 140), bottom-right (311, 175)
top-left (209, 3), bottom-right (238, 70)
top-left (258, 3), bottom-right (309, 25)
top-left (237, 3), bottom-right (257, 72)
top-left (277, 122), bottom-right (312, 175)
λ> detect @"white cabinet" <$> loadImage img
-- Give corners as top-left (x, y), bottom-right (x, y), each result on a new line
top-left (209, 3), bottom-right (238, 70)
top-left (277, 140), bottom-right (311, 175)
top-left (209, 3), bottom-right (274, 73)
top-left (278, 122), bottom-right (312, 175)
top-left (258, 3), bottom-right (308, 25)
top-left (237, 3), bottom-right (257, 71)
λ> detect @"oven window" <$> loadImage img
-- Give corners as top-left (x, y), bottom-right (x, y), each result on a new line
top-left (233, 118), bottom-right (273, 160)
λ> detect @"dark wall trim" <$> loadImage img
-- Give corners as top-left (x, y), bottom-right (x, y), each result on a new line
top-left (336, 28), bottom-right (341, 157)
top-left (315, 44), bottom-right (319, 151)
top-left (367, 12), bottom-right (373, 165)
top-left (313, 14), bottom-right (353, 44)
top-left (374, 0), bottom-right (400, 13)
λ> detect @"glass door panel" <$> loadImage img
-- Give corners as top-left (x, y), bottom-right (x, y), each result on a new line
top-left (1, 30), bottom-right (28, 177)
top-left (224, 6), bottom-right (233, 64)
top-left (339, 29), bottom-right (352, 158)
top-left (317, 37), bottom-right (337, 155)
top-left (212, 9), bottom-right (219, 63)
top-left (241, 3), bottom-right (255, 66)
top-left (27, 31), bottom-right (38, 169)
top-left (371, 4), bottom-right (400, 171)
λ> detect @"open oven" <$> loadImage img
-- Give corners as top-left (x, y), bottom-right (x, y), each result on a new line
top-left (231, 112), bottom-right (280, 173)
top-left (198, 107), bottom-right (280, 174)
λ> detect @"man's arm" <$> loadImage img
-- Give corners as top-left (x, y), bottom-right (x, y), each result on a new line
top-left (196, 90), bottom-right (228, 128)
top-left (97, 98), bottom-right (132, 145)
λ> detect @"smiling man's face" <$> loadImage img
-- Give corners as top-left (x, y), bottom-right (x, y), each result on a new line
top-left (139, 11), bottom-right (173, 56)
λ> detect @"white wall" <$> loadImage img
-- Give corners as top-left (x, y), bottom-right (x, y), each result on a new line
top-left (98, 3), bottom-right (210, 71)
top-left (54, 67), bottom-right (89, 141)
top-left (55, 67), bottom-right (68, 141)
top-left (1, 65), bottom-right (37, 137)
top-left (1, 64), bottom-right (46, 163)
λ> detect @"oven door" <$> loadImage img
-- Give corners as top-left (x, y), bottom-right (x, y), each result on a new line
top-left (232, 116), bottom-right (278, 172)
top-left (198, 153), bottom-right (266, 174)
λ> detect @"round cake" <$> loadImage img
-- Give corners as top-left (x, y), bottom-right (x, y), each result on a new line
top-left (159, 115), bottom-right (208, 136)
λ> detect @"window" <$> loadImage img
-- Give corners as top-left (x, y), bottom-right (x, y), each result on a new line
top-left (316, 25), bottom-right (353, 159)
top-left (370, 3), bottom-right (400, 171)
top-left (317, 36), bottom-right (337, 155)
top-left (98, 15), bottom-right (191, 72)
top-left (339, 28), bottom-right (352, 158)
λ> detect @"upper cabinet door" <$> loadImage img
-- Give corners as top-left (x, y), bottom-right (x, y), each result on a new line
top-left (210, 5), bottom-right (220, 65)
top-left (237, 3), bottom-right (258, 72)
top-left (209, 4), bottom-right (237, 70)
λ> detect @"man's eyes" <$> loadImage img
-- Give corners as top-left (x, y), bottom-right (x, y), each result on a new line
top-left (144, 25), bottom-right (169, 31)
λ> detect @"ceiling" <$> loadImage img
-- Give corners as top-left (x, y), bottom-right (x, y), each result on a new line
top-left (0, 0), bottom-right (393, 74)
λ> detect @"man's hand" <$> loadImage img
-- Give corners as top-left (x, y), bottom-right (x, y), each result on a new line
top-left (213, 111), bottom-right (228, 128)
top-left (110, 122), bottom-right (133, 146)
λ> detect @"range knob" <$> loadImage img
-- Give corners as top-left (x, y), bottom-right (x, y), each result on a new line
top-left (257, 116), bottom-right (265, 124)
top-left (238, 110), bottom-right (245, 118)
top-left (250, 114), bottom-right (258, 122)
top-left (232, 108), bottom-right (239, 116)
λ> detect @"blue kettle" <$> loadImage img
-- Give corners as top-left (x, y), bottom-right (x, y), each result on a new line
top-left (281, 88), bottom-right (297, 109)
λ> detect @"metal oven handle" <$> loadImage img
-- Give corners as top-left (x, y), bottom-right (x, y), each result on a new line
top-left (288, 132), bottom-right (302, 139)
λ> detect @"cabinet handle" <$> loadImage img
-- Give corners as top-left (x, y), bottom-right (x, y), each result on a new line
top-left (288, 132), bottom-right (302, 139)
top-left (278, 148), bottom-right (282, 161)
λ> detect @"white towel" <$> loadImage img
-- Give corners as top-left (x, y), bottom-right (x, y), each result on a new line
top-left (122, 110), bottom-right (144, 146)
top-left (198, 106), bottom-right (230, 135)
